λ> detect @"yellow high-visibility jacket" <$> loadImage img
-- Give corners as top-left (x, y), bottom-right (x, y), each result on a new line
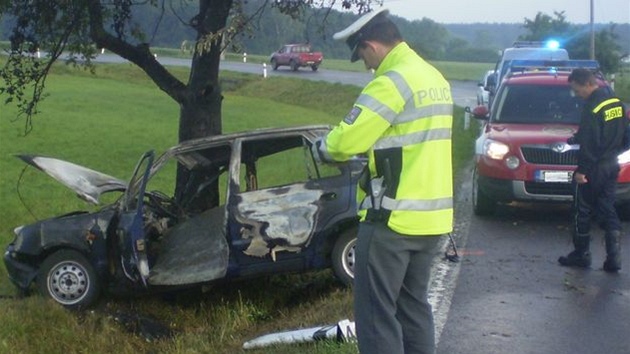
top-left (321, 42), bottom-right (453, 235)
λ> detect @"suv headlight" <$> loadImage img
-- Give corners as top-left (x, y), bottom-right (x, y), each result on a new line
top-left (483, 139), bottom-right (510, 160)
top-left (619, 149), bottom-right (630, 165)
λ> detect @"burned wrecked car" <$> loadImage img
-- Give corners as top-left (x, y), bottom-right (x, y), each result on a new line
top-left (4, 125), bottom-right (363, 309)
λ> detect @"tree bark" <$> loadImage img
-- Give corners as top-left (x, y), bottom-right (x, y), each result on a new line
top-left (174, 0), bottom-right (232, 211)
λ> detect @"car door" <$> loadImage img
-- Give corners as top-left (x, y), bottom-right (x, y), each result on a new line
top-left (116, 151), bottom-right (154, 286)
top-left (228, 132), bottom-right (355, 272)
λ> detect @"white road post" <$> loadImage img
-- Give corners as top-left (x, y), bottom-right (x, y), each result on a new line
top-left (263, 63), bottom-right (267, 78)
top-left (464, 99), bottom-right (471, 130)
top-left (243, 52), bottom-right (247, 63)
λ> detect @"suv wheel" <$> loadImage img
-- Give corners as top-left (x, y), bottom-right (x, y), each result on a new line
top-left (472, 167), bottom-right (496, 216)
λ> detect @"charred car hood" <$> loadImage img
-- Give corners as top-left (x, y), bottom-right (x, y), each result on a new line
top-left (486, 123), bottom-right (578, 144)
top-left (17, 155), bottom-right (127, 205)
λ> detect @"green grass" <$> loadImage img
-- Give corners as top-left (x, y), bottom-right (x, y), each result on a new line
top-left (0, 60), bottom-right (476, 354)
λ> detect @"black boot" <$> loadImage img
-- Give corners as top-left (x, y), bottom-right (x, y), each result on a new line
top-left (603, 230), bottom-right (621, 273)
top-left (558, 233), bottom-right (591, 268)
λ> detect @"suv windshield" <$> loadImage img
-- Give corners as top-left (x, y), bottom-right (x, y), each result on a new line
top-left (492, 84), bottom-right (582, 124)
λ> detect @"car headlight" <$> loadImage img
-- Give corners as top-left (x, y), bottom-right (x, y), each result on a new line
top-left (483, 139), bottom-right (510, 160)
top-left (619, 149), bottom-right (630, 165)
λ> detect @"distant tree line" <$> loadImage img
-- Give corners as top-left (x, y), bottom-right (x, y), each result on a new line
top-left (1, 2), bottom-right (628, 67)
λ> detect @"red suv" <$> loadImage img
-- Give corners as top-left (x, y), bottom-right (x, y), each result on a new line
top-left (471, 60), bottom-right (630, 216)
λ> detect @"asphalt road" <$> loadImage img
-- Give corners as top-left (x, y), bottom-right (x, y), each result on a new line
top-left (93, 54), bottom-right (479, 108)
top-left (219, 61), bottom-right (479, 108)
top-left (98, 53), bottom-right (630, 353)
top-left (435, 166), bottom-right (630, 354)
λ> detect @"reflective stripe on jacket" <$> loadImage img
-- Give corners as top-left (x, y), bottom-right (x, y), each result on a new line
top-left (322, 42), bottom-right (453, 235)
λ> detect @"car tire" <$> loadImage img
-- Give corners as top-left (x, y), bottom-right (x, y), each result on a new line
top-left (332, 228), bottom-right (357, 287)
top-left (37, 249), bottom-right (101, 310)
top-left (311, 65), bottom-right (318, 72)
top-left (472, 167), bottom-right (496, 216)
top-left (290, 60), bottom-right (299, 72)
top-left (271, 58), bottom-right (278, 70)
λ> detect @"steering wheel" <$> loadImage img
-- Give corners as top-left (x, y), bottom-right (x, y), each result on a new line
top-left (146, 190), bottom-right (179, 219)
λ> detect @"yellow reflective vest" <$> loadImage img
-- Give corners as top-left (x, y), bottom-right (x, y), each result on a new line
top-left (322, 42), bottom-right (453, 236)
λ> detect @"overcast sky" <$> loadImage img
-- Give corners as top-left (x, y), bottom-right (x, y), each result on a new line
top-left (382, 0), bottom-right (630, 24)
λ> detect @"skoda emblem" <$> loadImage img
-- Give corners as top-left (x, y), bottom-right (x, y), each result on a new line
top-left (551, 142), bottom-right (568, 153)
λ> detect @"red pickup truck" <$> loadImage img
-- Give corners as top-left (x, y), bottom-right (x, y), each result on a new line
top-left (269, 44), bottom-right (323, 72)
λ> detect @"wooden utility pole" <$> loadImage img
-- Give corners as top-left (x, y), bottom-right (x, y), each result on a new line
top-left (590, 0), bottom-right (595, 59)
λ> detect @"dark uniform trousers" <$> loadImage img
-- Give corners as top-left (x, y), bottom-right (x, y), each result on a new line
top-left (354, 221), bottom-right (443, 354)
top-left (574, 158), bottom-right (622, 234)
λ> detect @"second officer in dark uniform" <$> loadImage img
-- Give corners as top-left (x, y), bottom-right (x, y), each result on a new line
top-left (559, 68), bottom-right (628, 272)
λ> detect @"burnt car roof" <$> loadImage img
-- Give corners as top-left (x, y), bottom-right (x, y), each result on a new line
top-left (155, 125), bottom-right (331, 170)
top-left (16, 125), bottom-right (332, 205)
top-left (165, 125), bottom-right (330, 153)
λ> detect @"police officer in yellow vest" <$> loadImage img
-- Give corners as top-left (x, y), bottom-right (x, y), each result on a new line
top-left (312, 8), bottom-right (453, 354)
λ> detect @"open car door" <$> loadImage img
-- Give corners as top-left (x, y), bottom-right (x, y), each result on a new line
top-left (116, 151), bottom-right (154, 286)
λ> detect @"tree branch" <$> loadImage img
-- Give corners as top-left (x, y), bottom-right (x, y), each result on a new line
top-left (85, 0), bottom-right (188, 103)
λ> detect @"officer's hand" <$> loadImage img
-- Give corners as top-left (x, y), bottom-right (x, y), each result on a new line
top-left (574, 172), bottom-right (588, 184)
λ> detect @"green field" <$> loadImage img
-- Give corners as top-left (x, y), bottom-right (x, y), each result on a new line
top-left (0, 59), bottom-right (477, 354)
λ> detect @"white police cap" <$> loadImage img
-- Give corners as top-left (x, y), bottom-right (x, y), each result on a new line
top-left (333, 8), bottom-right (390, 62)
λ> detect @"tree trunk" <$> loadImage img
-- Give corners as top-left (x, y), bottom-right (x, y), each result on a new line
top-left (174, 0), bottom-right (230, 212)
top-left (175, 81), bottom-right (223, 212)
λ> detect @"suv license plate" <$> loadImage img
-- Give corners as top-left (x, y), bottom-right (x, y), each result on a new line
top-left (535, 170), bottom-right (573, 183)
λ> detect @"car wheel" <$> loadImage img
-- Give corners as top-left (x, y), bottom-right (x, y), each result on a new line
top-left (37, 249), bottom-right (101, 310)
top-left (472, 167), bottom-right (496, 216)
top-left (311, 65), bottom-right (318, 72)
top-left (332, 228), bottom-right (357, 287)
top-left (271, 58), bottom-right (278, 70)
top-left (290, 60), bottom-right (299, 71)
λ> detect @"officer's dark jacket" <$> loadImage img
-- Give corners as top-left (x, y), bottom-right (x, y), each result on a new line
top-left (573, 87), bottom-right (627, 176)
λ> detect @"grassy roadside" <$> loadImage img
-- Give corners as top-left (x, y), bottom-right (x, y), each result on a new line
top-left (0, 60), bottom-right (476, 354)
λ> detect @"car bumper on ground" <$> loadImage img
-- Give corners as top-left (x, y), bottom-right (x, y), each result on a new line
top-left (478, 175), bottom-right (573, 203)
top-left (478, 175), bottom-right (630, 205)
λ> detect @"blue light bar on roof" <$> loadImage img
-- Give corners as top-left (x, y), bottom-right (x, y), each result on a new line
top-left (546, 40), bottom-right (560, 49)
top-left (505, 59), bottom-right (600, 74)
